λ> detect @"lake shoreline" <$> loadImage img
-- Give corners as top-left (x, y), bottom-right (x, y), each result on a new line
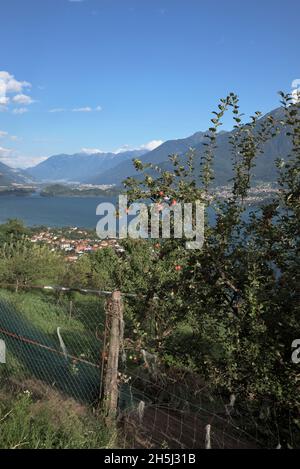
top-left (0, 194), bottom-right (114, 228)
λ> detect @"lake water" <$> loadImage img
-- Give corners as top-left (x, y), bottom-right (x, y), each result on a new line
top-left (0, 195), bottom-right (115, 228)
top-left (0, 194), bottom-right (258, 229)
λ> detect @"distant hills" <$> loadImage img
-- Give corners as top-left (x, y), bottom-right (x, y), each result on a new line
top-left (0, 161), bottom-right (33, 186)
top-left (86, 131), bottom-right (207, 185)
top-left (87, 107), bottom-right (292, 186)
top-left (26, 149), bottom-right (147, 183)
top-left (1, 106), bottom-right (296, 188)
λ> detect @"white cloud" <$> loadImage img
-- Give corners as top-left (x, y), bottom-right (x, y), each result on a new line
top-left (0, 71), bottom-right (34, 114)
top-left (72, 106), bottom-right (93, 112)
top-left (24, 156), bottom-right (48, 167)
top-left (0, 146), bottom-right (14, 159)
top-left (10, 135), bottom-right (22, 142)
top-left (140, 140), bottom-right (163, 151)
top-left (0, 96), bottom-right (9, 106)
top-left (0, 71), bottom-right (31, 95)
top-left (0, 144), bottom-right (47, 168)
top-left (80, 144), bottom-right (163, 155)
top-left (12, 107), bottom-right (28, 115)
top-left (0, 131), bottom-right (21, 143)
top-left (80, 147), bottom-right (104, 154)
top-left (49, 108), bottom-right (66, 113)
top-left (50, 105), bottom-right (101, 113)
top-left (0, 81), bottom-right (6, 100)
top-left (115, 144), bottom-right (131, 153)
top-left (12, 94), bottom-right (34, 105)
top-left (116, 140), bottom-right (164, 154)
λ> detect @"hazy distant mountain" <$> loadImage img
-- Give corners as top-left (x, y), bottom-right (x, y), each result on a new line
top-left (26, 149), bottom-right (148, 183)
top-left (87, 107), bottom-right (293, 187)
top-left (86, 131), bottom-right (206, 185)
top-left (27, 106), bottom-right (296, 188)
top-left (0, 161), bottom-right (34, 186)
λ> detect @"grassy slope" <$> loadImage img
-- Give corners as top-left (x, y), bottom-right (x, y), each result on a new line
top-left (0, 383), bottom-right (115, 449)
top-left (0, 289), bottom-right (112, 449)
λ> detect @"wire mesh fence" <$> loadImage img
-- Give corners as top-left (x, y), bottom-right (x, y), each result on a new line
top-left (0, 288), bottom-right (104, 404)
top-left (117, 355), bottom-right (263, 449)
top-left (0, 285), bottom-right (290, 449)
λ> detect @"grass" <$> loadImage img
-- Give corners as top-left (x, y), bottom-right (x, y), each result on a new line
top-left (0, 289), bottom-right (105, 357)
top-left (0, 382), bottom-right (115, 449)
top-left (0, 289), bottom-right (108, 415)
top-left (0, 289), bottom-right (115, 448)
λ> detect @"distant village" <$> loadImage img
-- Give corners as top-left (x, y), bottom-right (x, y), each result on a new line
top-left (28, 183), bottom-right (278, 262)
top-left (215, 183), bottom-right (279, 205)
top-left (30, 227), bottom-right (124, 262)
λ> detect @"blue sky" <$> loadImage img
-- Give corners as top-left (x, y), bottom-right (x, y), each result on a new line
top-left (0, 0), bottom-right (300, 168)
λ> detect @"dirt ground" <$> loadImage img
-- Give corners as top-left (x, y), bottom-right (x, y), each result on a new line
top-left (122, 405), bottom-right (258, 449)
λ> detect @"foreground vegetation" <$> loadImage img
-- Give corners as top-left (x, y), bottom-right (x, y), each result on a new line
top-left (0, 384), bottom-right (114, 449)
top-left (0, 92), bottom-right (299, 448)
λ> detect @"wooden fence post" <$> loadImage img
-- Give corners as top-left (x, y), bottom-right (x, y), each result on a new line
top-left (101, 290), bottom-right (124, 424)
top-left (69, 299), bottom-right (73, 321)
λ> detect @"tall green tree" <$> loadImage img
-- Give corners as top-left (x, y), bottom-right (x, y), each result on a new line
top-left (123, 92), bottom-right (299, 447)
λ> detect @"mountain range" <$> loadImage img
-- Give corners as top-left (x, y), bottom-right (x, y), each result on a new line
top-left (26, 149), bottom-right (148, 183)
top-left (88, 107), bottom-right (291, 186)
top-left (0, 161), bottom-right (33, 186)
top-left (0, 106), bottom-right (296, 188)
